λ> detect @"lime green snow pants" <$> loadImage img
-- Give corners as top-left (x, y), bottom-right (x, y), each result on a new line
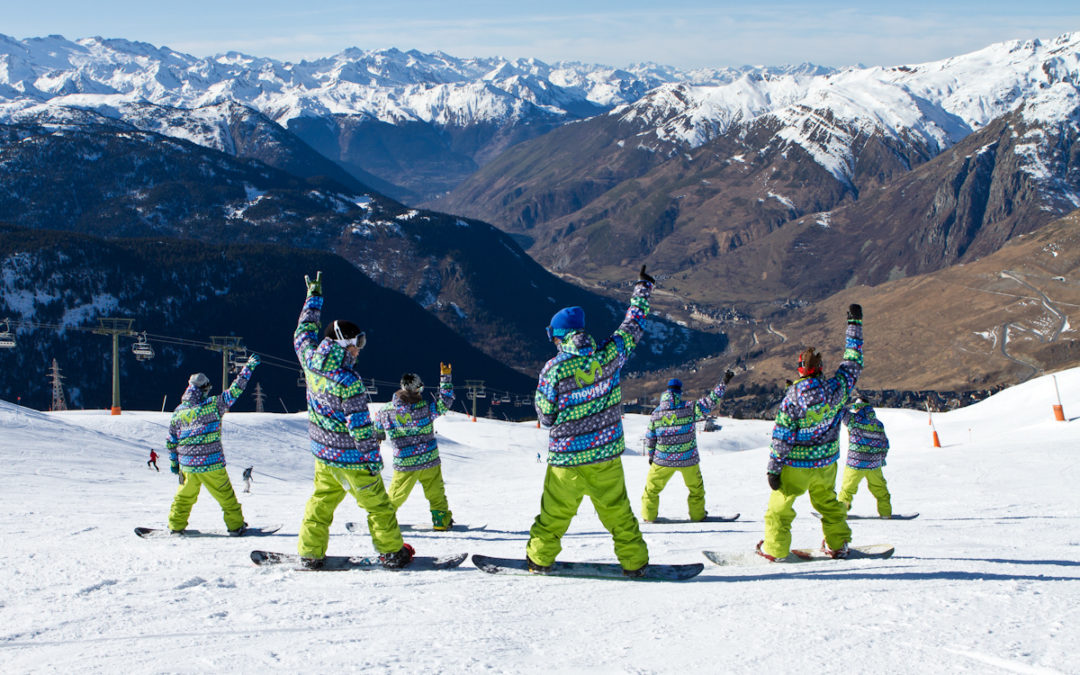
top-left (526, 457), bottom-right (648, 571)
top-left (297, 460), bottom-right (403, 558)
top-left (761, 463), bottom-right (851, 559)
top-left (388, 465), bottom-right (451, 521)
top-left (168, 467), bottom-right (245, 531)
top-left (838, 467), bottom-right (892, 517)
top-left (640, 463), bottom-right (706, 521)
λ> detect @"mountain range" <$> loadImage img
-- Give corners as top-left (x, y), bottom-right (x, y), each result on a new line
top-left (1, 31), bottom-right (1079, 405)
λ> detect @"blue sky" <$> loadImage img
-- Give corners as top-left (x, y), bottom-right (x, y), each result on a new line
top-left (2, 0), bottom-right (1078, 68)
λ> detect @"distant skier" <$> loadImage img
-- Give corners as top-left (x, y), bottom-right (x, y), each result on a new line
top-left (641, 371), bottom-right (733, 523)
top-left (758, 303), bottom-right (863, 561)
top-left (165, 356), bottom-right (259, 536)
top-left (838, 396), bottom-right (892, 517)
top-left (147, 449), bottom-right (159, 472)
top-left (536, 452), bottom-right (542, 464)
top-left (242, 466), bottom-right (254, 493)
top-left (527, 265), bottom-right (655, 577)
top-left (293, 271), bottom-right (411, 570)
top-left (374, 364), bottom-right (456, 530)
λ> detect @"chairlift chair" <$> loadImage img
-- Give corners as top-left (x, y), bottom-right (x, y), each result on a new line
top-left (366, 379), bottom-right (379, 395)
top-left (0, 319), bottom-right (15, 349)
top-left (475, 389), bottom-right (487, 399)
top-left (131, 332), bottom-right (155, 360)
top-left (228, 348), bottom-right (248, 372)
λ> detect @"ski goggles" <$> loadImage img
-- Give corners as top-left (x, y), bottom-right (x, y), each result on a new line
top-left (332, 323), bottom-right (366, 349)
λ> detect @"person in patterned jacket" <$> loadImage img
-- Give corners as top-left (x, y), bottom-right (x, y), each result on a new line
top-left (838, 396), bottom-right (892, 517)
top-left (757, 303), bottom-right (864, 562)
top-left (526, 265), bottom-right (655, 577)
top-left (293, 271), bottom-right (411, 570)
top-left (375, 365), bottom-right (456, 530)
top-left (640, 371), bottom-right (733, 522)
top-left (165, 357), bottom-right (259, 535)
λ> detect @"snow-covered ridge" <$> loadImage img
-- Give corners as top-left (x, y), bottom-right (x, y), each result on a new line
top-left (0, 33), bottom-right (829, 128)
top-left (616, 32), bottom-right (1080, 182)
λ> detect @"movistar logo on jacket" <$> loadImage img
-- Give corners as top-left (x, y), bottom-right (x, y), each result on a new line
top-left (573, 359), bottom-right (603, 387)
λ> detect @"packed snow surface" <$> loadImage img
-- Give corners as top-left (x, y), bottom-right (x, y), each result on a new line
top-left (1, 368), bottom-right (1079, 673)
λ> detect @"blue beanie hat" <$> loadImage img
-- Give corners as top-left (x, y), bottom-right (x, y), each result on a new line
top-left (547, 306), bottom-right (585, 339)
top-left (667, 378), bottom-right (682, 390)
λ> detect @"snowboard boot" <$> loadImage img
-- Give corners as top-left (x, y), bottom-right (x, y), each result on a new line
top-left (526, 555), bottom-right (552, 574)
top-left (822, 539), bottom-right (850, 559)
top-left (169, 529), bottom-right (185, 536)
top-left (227, 522), bottom-right (248, 537)
top-left (301, 557), bottom-right (325, 570)
top-left (380, 543), bottom-right (415, 569)
top-left (431, 509), bottom-right (453, 531)
top-left (622, 565), bottom-right (647, 578)
top-left (755, 540), bottom-right (801, 563)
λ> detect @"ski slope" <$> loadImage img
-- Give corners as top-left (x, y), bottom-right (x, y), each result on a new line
top-left (1, 369), bottom-right (1078, 673)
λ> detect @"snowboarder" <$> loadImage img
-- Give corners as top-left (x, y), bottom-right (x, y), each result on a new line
top-left (165, 356), bottom-right (260, 536)
top-left (147, 449), bottom-right (159, 471)
top-left (375, 365), bottom-right (456, 530)
top-left (758, 304), bottom-right (863, 562)
top-left (293, 271), bottom-right (412, 570)
top-left (242, 466), bottom-right (253, 493)
top-left (526, 265), bottom-right (655, 577)
top-left (838, 395), bottom-right (892, 517)
top-left (641, 371), bottom-right (733, 523)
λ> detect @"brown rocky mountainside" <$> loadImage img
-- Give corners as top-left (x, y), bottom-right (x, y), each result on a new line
top-left (626, 208), bottom-right (1080, 406)
top-left (432, 104), bottom-right (1076, 315)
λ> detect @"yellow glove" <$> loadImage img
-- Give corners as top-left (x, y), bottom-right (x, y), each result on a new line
top-left (440, 362), bottom-right (452, 375)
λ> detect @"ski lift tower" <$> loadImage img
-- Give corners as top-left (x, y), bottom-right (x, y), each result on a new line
top-left (49, 358), bottom-right (68, 411)
top-left (206, 336), bottom-right (245, 392)
top-left (93, 318), bottom-right (134, 415)
top-left (464, 379), bottom-right (485, 422)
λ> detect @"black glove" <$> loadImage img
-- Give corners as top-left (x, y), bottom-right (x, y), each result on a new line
top-left (648, 457), bottom-right (653, 465)
top-left (723, 370), bottom-right (734, 385)
top-left (638, 264), bottom-right (655, 284)
top-left (767, 473), bottom-right (782, 491)
top-left (847, 303), bottom-right (862, 322)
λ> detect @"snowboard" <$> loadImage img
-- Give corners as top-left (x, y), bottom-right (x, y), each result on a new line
top-left (643, 513), bottom-right (740, 524)
top-left (134, 525), bottom-right (282, 539)
top-left (703, 543), bottom-right (894, 567)
top-left (250, 550), bottom-right (468, 571)
top-left (345, 521), bottom-right (486, 533)
top-left (471, 554), bottom-right (704, 581)
top-left (812, 512), bottom-right (919, 520)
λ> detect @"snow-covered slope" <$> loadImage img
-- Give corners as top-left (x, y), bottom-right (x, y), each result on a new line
top-left (1, 367), bottom-right (1078, 672)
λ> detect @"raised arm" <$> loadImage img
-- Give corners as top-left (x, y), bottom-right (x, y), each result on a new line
top-left (294, 271), bottom-right (323, 364)
top-left (835, 304), bottom-right (864, 396)
top-left (692, 370), bottom-right (734, 421)
top-left (606, 265), bottom-right (655, 368)
top-left (219, 354), bottom-right (259, 412)
top-left (434, 362), bottom-right (454, 416)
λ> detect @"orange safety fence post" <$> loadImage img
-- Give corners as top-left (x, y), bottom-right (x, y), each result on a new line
top-left (1052, 375), bottom-right (1066, 421)
top-left (927, 400), bottom-right (942, 447)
